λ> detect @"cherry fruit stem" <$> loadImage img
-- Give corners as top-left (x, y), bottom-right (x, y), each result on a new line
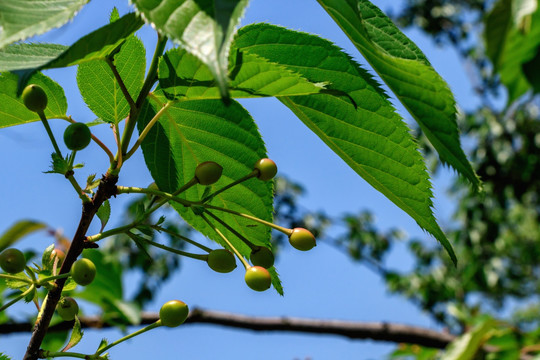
top-left (0, 284), bottom-right (35, 312)
top-left (150, 225), bottom-right (212, 252)
top-left (96, 321), bottom-right (162, 356)
top-left (38, 110), bottom-right (62, 157)
top-left (200, 213), bottom-right (250, 269)
top-left (129, 232), bottom-right (208, 261)
top-left (204, 210), bottom-right (257, 250)
top-left (203, 204), bottom-right (293, 236)
top-left (201, 171), bottom-right (257, 203)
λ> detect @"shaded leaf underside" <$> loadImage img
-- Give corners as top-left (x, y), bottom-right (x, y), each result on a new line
top-left (137, 92), bottom-right (282, 292)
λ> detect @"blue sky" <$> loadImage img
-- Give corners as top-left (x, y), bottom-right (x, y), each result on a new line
top-left (0, 1), bottom-right (478, 359)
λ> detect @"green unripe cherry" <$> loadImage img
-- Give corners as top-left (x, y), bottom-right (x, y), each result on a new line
top-left (57, 297), bottom-right (79, 321)
top-left (253, 158), bottom-right (277, 181)
top-left (195, 161), bottom-right (223, 185)
top-left (249, 246), bottom-right (275, 269)
top-left (289, 228), bottom-right (316, 251)
top-left (159, 300), bottom-right (189, 327)
top-left (244, 266), bottom-right (271, 292)
top-left (71, 258), bottom-right (96, 286)
top-left (21, 84), bottom-right (48, 112)
top-left (207, 249), bottom-right (237, 273)
top-left (63, 123), bottom-right (92, 151)
top-left (0, 248), bottom-right (26, 274)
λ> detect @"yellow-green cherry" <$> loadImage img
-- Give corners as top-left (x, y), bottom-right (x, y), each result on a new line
top-left (253, 158), bottom-right (277, 181)
top-left (64, 123), bottom-right (92, 151)
top-left (159, 300), bottom-right (189, 327)
top-left (207, 249), bottom-right (236, 273)
top-left (249, 246), bottom-right (275, 269)
top-left (71, 258), bottom-right (96, 286)
top-left (244, 266), bottom-right (271, 292)
top-left (57, 297), bottom-right (79, 321)
top-left (195, 161), bottom-right (223, 185)
top-left (22, 84), bottom-right (48, 112)
top-left (0, 248), bottom-right (26, 274)
top-left (289, 228), bottom-right (316, 251)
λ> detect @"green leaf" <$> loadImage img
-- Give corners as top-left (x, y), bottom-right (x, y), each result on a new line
top-left (110, 7), bottom-right (120, 23)
top-left (0, 352), bottom-right (13, 360)
top-left (317, 0), bottom-right (480, 192)
top-left (234, 24), bottom-right (456, 264)
top-left (77, 35), bottom-right (146, 124)
top-left (41, 244), bottom-right (56, 272)
top-left (0, 0), bottom-right (89, 49)
top-left (107, 299), bottom-right (141, 325)
top-left (0, 72), bottom-right (67, 129)
top-left (137, 93), bottom-right (282, 292)
top-left (62, 278), bottom-right (77, 292)
top-left (523, 46), bottom-right (540, 92)
top-left (4, 273), bottom-right (30, 290)
top-left (42, 331), bottom-right (70, 353)
top-left (96, 200), bottom-right (111, 233)
top-left (1, 12), bottom-right (144, 91)
top-left (97, 338), bottom-right (109, 353)
top-left (440, 319), bottom-right (496, 360)
top-left (42, 12), bottom-right (143, 68)
top-left (62, 316), bottom-right (83, 352)
top-left (486, 3), bottom-right (540, 101)
top-left (0, 220), bottom-right (47, 251)
top-left (268, 267), bottom-right (283, 296)
top-left (45, 152), bottom-right (70, 175)
top-left (131, 0), bottom-right (250, 99)
top-left (0, 43), bottom-right (67, 72)
top-left (158, 47), bottom-right (326, 100)
top-left (485, 0), bottom-right (514, 69)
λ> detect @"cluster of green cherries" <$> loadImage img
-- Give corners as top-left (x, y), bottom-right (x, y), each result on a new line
top-left (190, 158), bottom-right (317, 292)
top-left (0, 84), bottom-right (319, 354)
top-left (20, 84), bottom-right (317, 294)
top-left (0, 247), bottom-right (97, 321)
top-left (23, 84), bottom-right (92, 152)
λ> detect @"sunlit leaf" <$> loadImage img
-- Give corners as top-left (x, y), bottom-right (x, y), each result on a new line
top-left (317, 0), bottom-right (480, 192)
top-left (440, 319), bottom-right (496, 360)
top-left (234, 23), bottom-right (456, 264)
top-left (77, 34), bottom-right (146, 124)
top-left (158, 47), bottom-right (326, 100)
top-left (0, 0), bottom-right (89, 49)
top-left (96, 200), bottom-right (111, 233)
top-left (61, 316), bottom-right (83, 352)
top-left (131, 0), bottom-right (249, 99)
top-left (0, 72), bottom-right (67, 129)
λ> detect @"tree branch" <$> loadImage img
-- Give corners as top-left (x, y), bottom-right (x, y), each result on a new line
top-left (22, 174), bottom-right (119, 360)
top-left (4, 308), bottom-right (455, 349)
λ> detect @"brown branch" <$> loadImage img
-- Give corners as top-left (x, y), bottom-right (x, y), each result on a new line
top-left (5, 308), bottom-right (455, 350)
top-left (22, 174), bottom-right (119, 360)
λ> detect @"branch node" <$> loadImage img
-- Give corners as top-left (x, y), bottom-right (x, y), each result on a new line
top-left (83, 240), bottom-right (99, 249)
